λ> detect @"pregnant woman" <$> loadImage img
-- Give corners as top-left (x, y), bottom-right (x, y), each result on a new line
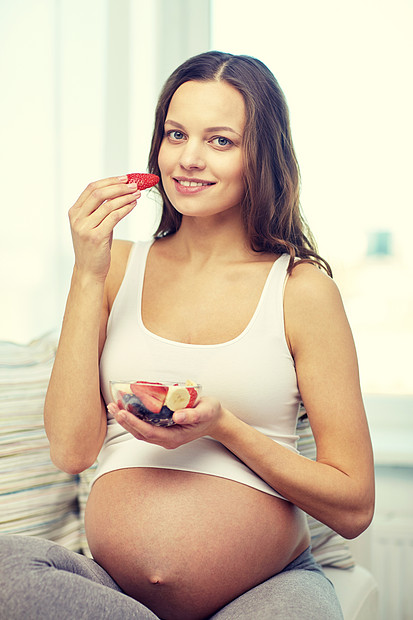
top-left (0, 52), bottom-right (374, 619)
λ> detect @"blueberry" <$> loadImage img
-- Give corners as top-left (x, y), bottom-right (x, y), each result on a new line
top-left (121, 393), bottom-right (146, 417)
top-left (159, 405), bottom-right (174, 419)
top-left (144, 411), bottom-right (160, 423)
top-left (120, 395), bottom-right (175, 426)
top-left (156, 406), bottom-right (175, 427)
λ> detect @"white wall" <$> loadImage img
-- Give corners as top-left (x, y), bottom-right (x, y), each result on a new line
top-left (0, 0), bottom-right (108, 342)
top-left (0, 0), bottom-right (210, 343)
top-left (212, 0), bottom-right (413, 396)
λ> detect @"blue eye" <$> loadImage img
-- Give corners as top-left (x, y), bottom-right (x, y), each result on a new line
top-left (167, 130), bottom-right (185, 141)
top-left (211, 136), bottom-right (232, 148)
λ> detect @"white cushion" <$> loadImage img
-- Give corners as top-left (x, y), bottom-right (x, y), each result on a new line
top-left (324, 565), bottom-right (379, 620)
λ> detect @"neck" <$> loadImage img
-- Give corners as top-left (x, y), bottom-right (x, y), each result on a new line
top-left (171, 210), bottom-right (252, 264)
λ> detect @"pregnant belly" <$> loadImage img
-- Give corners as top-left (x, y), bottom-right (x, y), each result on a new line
top-left (85, 468), bottom-right (310, 620)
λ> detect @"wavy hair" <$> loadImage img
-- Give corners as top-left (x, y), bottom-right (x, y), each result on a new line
top-left (148, 51), bottom-right (331, 276)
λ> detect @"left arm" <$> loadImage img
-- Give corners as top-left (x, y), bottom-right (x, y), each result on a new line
top-left (215, 264), bottom-right (375, 538)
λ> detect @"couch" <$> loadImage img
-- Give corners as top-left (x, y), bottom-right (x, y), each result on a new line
top-left (0, 332), bottom-right (379, 618)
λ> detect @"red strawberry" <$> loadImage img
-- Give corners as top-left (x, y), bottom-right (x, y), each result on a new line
top-left (187, 388), bottom-right (198, 408)
top-left (126, 173), bottom-right (159, 190)
top-left (130, 382), bottom-right (168, 414)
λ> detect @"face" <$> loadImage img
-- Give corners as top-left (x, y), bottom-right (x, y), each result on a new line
top-left (158, 80), bottom-right (246, 219)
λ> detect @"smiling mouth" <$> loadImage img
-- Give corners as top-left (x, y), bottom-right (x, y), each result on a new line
top-left (175, 179), bottom-right (214, 187)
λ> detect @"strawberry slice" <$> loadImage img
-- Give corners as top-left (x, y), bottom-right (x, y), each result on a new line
top-left (126, 173), bottom-right (159, 190)
top-left (184, 381), bottom-right (199, 408)
top-left (187, 387), bottom-right (198, 408)
top-left (130, 382), bottom-right (168, 414)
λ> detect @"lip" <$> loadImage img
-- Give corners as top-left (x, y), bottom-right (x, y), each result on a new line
top-left (173, 177), bottom-right (215, 195)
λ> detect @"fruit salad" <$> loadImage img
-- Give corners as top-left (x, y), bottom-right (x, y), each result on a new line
top-left (110, 380), bottom-right (201, 427)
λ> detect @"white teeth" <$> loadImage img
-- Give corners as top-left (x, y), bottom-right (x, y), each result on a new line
top-left (178, 180), bottom-right (210, 187)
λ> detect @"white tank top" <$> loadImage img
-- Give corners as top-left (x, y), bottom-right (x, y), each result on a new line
top-left (96, 240), bottom-right (301, 498)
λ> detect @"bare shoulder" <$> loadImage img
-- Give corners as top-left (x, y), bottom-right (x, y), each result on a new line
top-left (285, 261), bottom-right (341, 307)
top-left (284, 261), bottom-right (348, 356)
top-left (106, 239), bottom-right (134, 308)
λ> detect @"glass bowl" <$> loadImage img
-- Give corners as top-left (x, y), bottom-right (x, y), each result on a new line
top-left (110, 380), bottom-right (201, 427)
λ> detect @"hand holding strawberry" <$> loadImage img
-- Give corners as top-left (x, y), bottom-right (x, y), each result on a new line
top-left (68, 173), bottom-right (157, 282)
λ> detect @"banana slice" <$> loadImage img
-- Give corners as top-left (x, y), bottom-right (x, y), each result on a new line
top-left (117, 382), bottom-right (132, 392)
top-left (165, 386), bottom-right (191, 411)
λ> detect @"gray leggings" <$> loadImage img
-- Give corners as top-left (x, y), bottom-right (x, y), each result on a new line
top-left (0, 535), bottom-right (343, 619)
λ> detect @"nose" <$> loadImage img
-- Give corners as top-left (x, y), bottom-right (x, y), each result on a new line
top-left (179, 139), bottom-right (206, 170)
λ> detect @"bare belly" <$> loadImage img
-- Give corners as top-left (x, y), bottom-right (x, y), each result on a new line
top-left (85, 468), bottom-right (310, 620)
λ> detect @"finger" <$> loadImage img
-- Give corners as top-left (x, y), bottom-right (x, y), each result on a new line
top-left (71, 176), bottom-right (130, 211)
top-left (113, 407), bottom-right (188, 449)
top-left (173, 408), bottom-right (200, 425)
top-left (113, 409), bottom-right (147, 440)
top-left (78, 181), bottom-right (140, 219)
top-left (70, 190), bottom-right (141, 243)
top-left (173, 410), bottom-right (187, 424)
top-left (85, 190), bottom-right (141, 231)
top-left (114, 408), bottom-right (160, 436)
top-left (107, 403), bottom-right (120, 415)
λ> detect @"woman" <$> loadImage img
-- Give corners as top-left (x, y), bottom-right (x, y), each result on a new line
top-left (0, 52), bottom-right (374, 619)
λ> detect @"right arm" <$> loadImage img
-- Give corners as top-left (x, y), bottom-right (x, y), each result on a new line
top-left (44, 176), bottom-right (139, 474)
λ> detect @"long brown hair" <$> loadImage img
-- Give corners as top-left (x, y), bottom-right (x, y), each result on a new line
top-left (148, 51), bottom-right (332, 276)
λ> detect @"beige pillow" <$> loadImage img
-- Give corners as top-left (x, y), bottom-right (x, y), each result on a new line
top-left (0, 332), bottom-right (81, 550)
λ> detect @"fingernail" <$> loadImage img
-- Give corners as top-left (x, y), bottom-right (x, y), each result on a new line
top-left (174, 412), bottom-right (186, 424)
top-left (107, 403), bottom-right (117, 415)
top-left (118, 175), bottom-right (128, 182)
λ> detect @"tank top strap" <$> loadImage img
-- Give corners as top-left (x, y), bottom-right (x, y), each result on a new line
top-left (249, 252), bottom-right (290, 340)
top-left (107, 240), bottom-right (153, 333)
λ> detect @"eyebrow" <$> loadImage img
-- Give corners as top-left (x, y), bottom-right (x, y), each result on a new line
top-left (165, 119), bottom-right (242, 138)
